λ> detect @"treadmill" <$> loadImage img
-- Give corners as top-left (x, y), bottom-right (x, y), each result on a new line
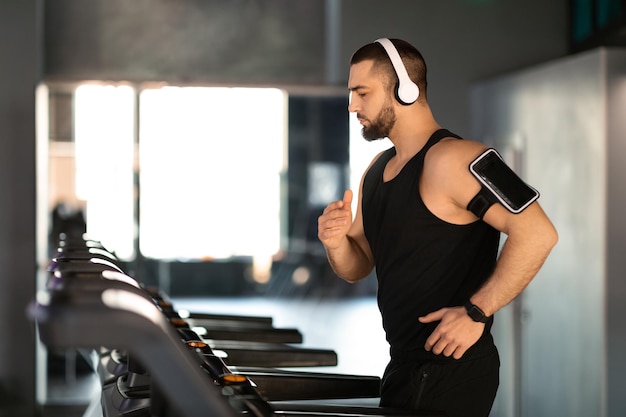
top-left (41, 236), bottom-right (445, 416)
top-left (32, 273), bottom-right (445, 417)
top-left (44, 260), bottom-right (382, 402)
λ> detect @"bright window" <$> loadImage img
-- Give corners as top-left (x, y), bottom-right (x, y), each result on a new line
top-left (73, 85), bottom-right (286, 262)
top-left (138, 86), bottom-right (286, 260)
top-left (74, 85), bottom-right (136, 259)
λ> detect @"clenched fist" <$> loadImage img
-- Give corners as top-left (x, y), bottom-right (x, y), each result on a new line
top-left (318, 190), bottom-right (353, 249)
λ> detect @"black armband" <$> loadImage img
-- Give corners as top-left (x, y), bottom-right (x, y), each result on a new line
top-left (467, 148), bottom-right (539, 218)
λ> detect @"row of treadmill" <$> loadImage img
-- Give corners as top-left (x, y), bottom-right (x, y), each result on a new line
top-left (33, 234), bottom-right (445, 417)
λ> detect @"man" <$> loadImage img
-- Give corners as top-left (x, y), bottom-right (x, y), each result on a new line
top-left (317, 38), bottom-right (557, 417)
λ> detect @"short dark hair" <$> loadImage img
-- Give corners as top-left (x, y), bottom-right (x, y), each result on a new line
top-left (350, 39), bottom-right (427, 101)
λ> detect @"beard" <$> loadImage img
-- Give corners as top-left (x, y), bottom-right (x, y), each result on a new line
top-left (360, 101), bottom-right (396, 141)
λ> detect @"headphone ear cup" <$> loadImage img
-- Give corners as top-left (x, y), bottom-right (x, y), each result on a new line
top-left (395, 81), bottom-right (419, 106)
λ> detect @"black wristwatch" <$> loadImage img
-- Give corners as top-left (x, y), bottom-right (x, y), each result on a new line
top-left (464, 301), bottom-right (490, 323)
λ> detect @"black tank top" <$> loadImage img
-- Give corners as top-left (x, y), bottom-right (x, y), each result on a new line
top-left (362, 129), bottom-right (500, 352)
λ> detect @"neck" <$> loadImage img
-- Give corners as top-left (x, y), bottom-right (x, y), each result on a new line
top-left (387, 106), bottom-right (440, 161)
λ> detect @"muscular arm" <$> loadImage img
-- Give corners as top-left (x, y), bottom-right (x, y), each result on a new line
top-left (471, 202), bottom-right (557, 316)
top-left (419, 140), bottom-right (558, 359)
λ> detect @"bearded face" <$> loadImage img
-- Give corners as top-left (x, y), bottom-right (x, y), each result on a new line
top-left (360, 97), bottom-right (396, 141)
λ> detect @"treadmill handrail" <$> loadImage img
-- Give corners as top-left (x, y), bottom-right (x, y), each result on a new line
top-left (33, 287), bottom-right (241, 417)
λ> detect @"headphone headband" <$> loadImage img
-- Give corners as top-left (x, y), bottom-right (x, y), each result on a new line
top-left (375, 38), bottom-right (419, 105)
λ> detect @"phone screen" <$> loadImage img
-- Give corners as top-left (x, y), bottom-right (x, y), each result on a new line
top-left (471, 149), bottom-right (539, 212)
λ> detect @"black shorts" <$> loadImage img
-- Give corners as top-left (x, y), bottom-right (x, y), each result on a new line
top-left (380, 343), bottom-right (500, 417)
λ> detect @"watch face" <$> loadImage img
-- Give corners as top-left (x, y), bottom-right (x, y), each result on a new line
top-left (465, 303), bottom-right (488, 323)
top-left (469, 306), bottom-right (483, 321)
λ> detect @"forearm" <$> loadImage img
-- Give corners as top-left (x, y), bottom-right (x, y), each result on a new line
top-left (470, 223), bottom-right (558, 316)
top-left (324, 236), bottom-right (374, 283)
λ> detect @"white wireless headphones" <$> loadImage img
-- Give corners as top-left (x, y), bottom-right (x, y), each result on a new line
top-left (375, 38), bottom-right (420, 105)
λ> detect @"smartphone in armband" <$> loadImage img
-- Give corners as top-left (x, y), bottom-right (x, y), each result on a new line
top-left (469, 148), bottom-right (539, 215)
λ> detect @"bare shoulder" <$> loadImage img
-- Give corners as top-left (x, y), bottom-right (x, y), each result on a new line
top-left (420, 136), bottom-right (491, 218)
top-left (425, 136), bottom-right (488, 174)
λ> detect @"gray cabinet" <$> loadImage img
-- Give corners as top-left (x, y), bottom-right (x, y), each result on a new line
top-left (471, 47), bottom-right (626, 417)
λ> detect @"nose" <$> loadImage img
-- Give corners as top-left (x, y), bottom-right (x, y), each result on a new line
top-left (348, 93), bottom-right (358, 113)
